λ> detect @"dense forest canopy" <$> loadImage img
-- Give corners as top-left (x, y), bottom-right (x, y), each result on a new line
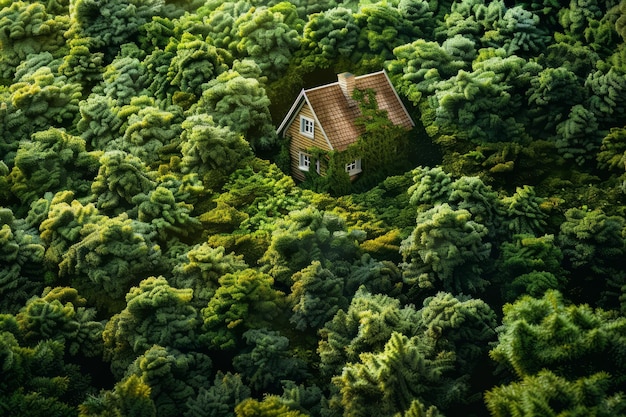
top-left (2, 0), bottom-right (626, 416)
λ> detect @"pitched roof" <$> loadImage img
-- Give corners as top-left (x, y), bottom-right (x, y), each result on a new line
top-left (277, 70), bottom-right (414, 151)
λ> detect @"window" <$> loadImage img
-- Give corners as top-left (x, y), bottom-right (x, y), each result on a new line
top-left (299, 152), bottom-right (311, 171)
top-left (300, 116), bottom-right (314, 138)
top-left (345, 158), bottom-right (362, 175)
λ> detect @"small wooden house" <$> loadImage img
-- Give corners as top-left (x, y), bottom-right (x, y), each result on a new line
top-left (276, 70), bottom-right (414, 181)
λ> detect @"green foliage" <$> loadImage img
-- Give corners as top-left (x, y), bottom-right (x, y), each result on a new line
top-left (201, 269), bottom-right (285, 350)
top-left (485, 369), bottom-right (626, 417)
top-left (331, 332), bottom-right (463, 416)
top-left (353, 2), bottom-right (412, 69)
top-left (124, 345), bottom-right (212, 417)
top-left (318, 288), bottom-right (422, 378)
top-left (167, 33), bottom-right (229, 98)
top-left (0, 2), bottom-right (69, 80)
top-left (586, 65), bottom-right (626, 125)
top-left (319, 290), bottom-right (494, 412)
top-left (235, 396), bottom-right (308, 417)
top-left (78, 374), bottom-right (156, 417)
top-left (500, 185), bottom-right (549, 236)
top-left (103, 276), bottom-right (202, 378)
top-left (39, 191), bottom-right (102, 269)
top-left (3, 1), bottom-right (626, 415)
top-left (540, 39), bottom-right (600, 77)
top-left (17, 286), bottom-right (104, 358)
top-left (213, 161), bottom-right (308, 233)
top-left (184, 371), bottom-right (251, 417)
top-left (420, 292), bottom-right (497, 375)
top-left (191, 60), bottom-right (276, 150)
top-left (491, 290), bottom-right (626, 382)
top-left (288, 260), bottom-right (347, 331)
top-left (59, 37), bottom-right (104, 87)
top-left (135, 185), bottom-right (200, 241)
top-left (495, 234), bottom-right (566, 302)
top-left (394, 400), bottom-right (445, 417)
top-left (401, 203), bottom-right (492, 296)
top-left (557, 207), bottom-right (626, 308)
top-left (0, 96), bottom-right (29, 166)
top-left (76, 94), bottom-right (123, 150)
top-left (117, 99), bottom-right (183, 167)
top-left (489, 6), bottom-right (551, 56)
top-left (0, 320), bottom-right (90, 416)
top-left (300, 7), bottom-right (360, 68)
top-left (0, 207), bottom-right (47, 313)
top-left (233, 328), bottom-right (308, 391)
top-left (95, 56), bottom-right (149, 105)
top-left (428, 68), bottom-right (525, 143)
top-left (527, 67), bottom-right (587, 136)
top-left (408, 166), bottom-right (454, 208)
top-left (91, 150), bottom-right (157, 213)
top-left (278, 381), bottom-right (323, 417)
top-left (260, 207), bottom-right (365, 285)
top-left (180, 114), bottom-right (252, 178)
top-left (8, 128), bottom-right (99, 207)
top-left (347, 253), bottom-right (405, 301)
top-left (387, 39), bottom-right (467, 104)
top-left (171, 243), bottom-right (248, 308)
top-left (597, 125), bottom-right (626, 172)
top-left (59, 215), bottom-right (163, 313)
top-left (8, 54), bottom-right (82, 133)
top-left (236, 4), bottom-right (301, 79)
top-left (66, 0), bottom-right (163, 62)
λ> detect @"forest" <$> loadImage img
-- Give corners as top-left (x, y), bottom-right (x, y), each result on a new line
top-left (1, 0), bottom-right (626, 416)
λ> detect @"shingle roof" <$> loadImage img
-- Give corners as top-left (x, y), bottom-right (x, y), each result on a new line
top-left (277, 70), bottom-right (414, 151)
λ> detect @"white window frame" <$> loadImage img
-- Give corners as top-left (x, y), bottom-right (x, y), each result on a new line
top-left (299, 152), bottom-right (311, 171)
top-left (345, 158), bottom-right (362, 175)
top-left (300, 116), bottom-right (315, 139)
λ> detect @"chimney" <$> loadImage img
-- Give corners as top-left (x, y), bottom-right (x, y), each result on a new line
top-left (338, 72), bottom-right (356, 106)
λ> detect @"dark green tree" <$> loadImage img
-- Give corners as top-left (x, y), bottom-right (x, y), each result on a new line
top-left (171, 243), bottom-right (248, 309)
top-left (120, 345), bottom-right (212, 417)
top-left (400, 203), bottom-right (492, 296)
top-left (8, 128), bottom-right (99, 207)
top-left (300, 7), bottom-right (360, 68)
top-left (491, 290), bottom-right (626, 382)
top-left (0, 207), bottom-right (47, 313)
top-left (233, 328), bottom-right (308, 392)
top-left (184, 371), bottom-right (251, 417)
top-left (16, 286), bottom-right (104, 358)
top-left (102, 276), bottom-right (203, 378)
top-left (331, 332), bottom-right (464, 416)
top-left (288, 260), bottom-right (347, 331)
top-left (167, 33), bottom-right (229, 99)
top-left (495, 233), bottom-right (566, 302)
top-left (59, 215), bottom-right (163, 313)
top-left (318, 288), bottom-right (422, 378)
top-left (235, 4), bottom-right (301, 79)
top-left (90, 150), bottom-right (157, 213)
top-left (201, 269), bottom-right (285, 350)
top-left (557, 207), bottom-right (626, 308)
top-left (485, 369), bottom-right (626, 417)
top-left (260, 207), bottom-right (365, 285)
top-left (191, 60), bottom-right (276, 150)
top-left (0, 2), bottom-right (69, 80)
top-left (180, 113), bottom-right (252, 180)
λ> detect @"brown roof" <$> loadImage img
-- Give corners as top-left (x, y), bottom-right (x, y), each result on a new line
top-left (277, 70), bottom-right (414, 151)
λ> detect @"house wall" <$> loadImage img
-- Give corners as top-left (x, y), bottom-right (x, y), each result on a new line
top-left (286, 104), bottom-right (332, 181)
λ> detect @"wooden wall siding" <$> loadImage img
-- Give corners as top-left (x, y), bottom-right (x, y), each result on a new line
top-left (287, 104), bottom-right (331, 181)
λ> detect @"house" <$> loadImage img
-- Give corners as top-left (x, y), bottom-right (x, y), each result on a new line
top-left (276, 70), bottom-right (415, 182)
